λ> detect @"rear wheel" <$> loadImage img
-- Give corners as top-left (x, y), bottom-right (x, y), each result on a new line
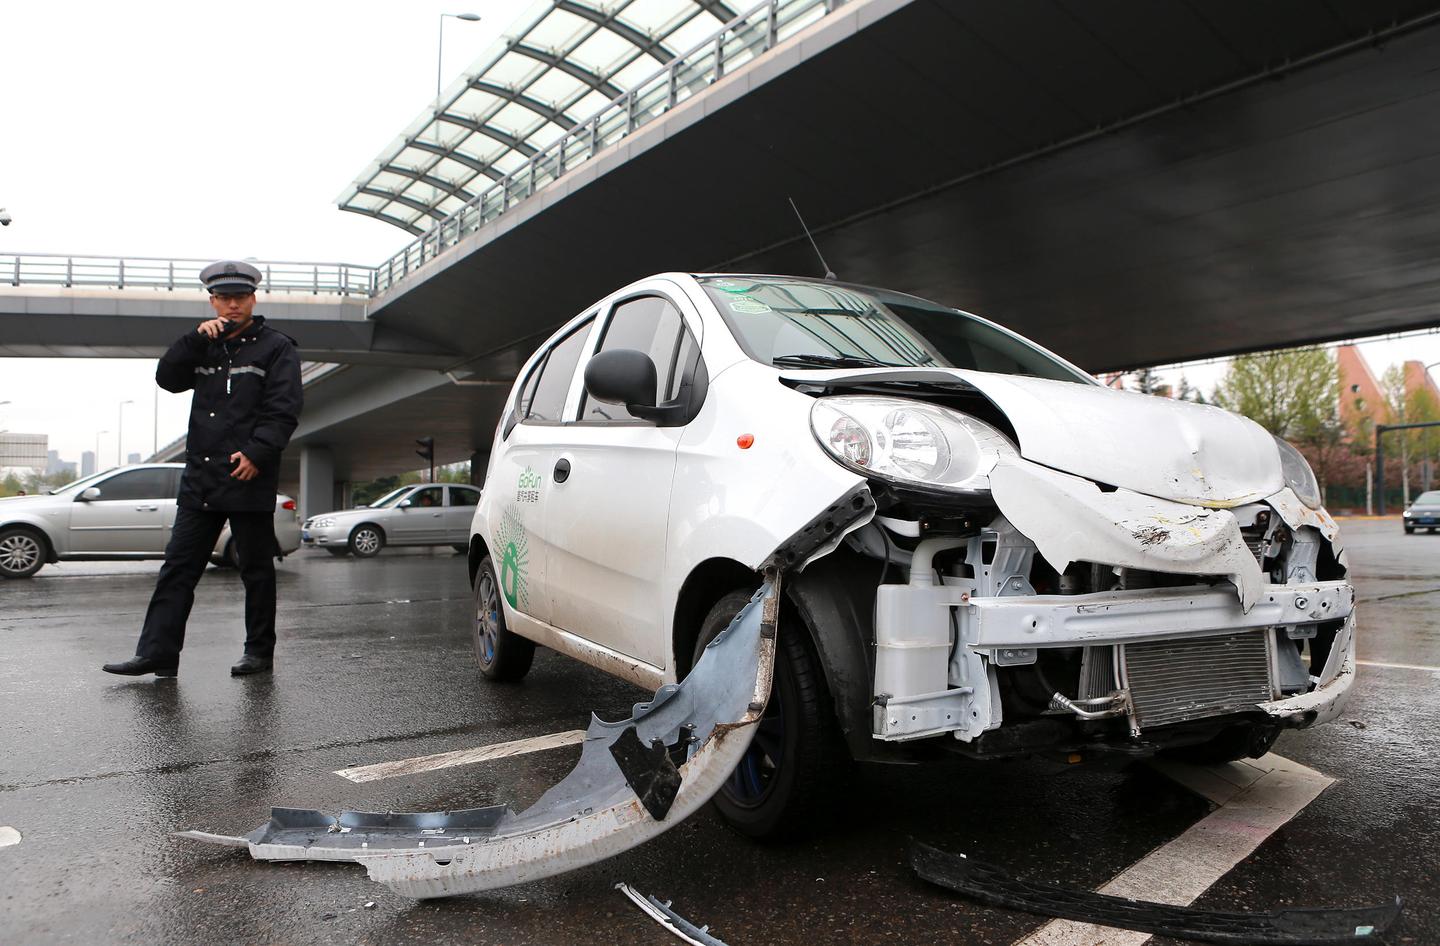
top-left (472, 554), bottom-right (535, 681)
top-left (349, 524), bottom-right (384, 558)
top-left (0, 527), bottom-right (46, 579)
top-left (692, 589), bottom-right (840, 839)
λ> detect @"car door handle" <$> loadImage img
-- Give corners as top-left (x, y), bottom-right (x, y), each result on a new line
top-left (554, 458), bottom-right (571, 483)
top-left (134, 505), bottom-right (159, 512)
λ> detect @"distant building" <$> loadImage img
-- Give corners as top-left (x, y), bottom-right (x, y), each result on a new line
top-left (127, 452), bottom-right (141, 465)
top-left (81, 451), bottom-right (96, 477)
top-left (46, 450), bottom-right (77, 478)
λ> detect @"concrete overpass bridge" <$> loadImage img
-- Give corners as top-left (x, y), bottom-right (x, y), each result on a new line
top-left (12, 0), bottom-right (1440, 516)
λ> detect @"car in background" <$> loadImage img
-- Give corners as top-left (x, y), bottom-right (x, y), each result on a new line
top-left (466, 272), bottom-right (1357, 839)
top-left (1403, 490), bottom-right (1440, 533)
top-left (301, 483), bottom-right (481, 557)
top-left (0, 463), bottom-right (300, 579)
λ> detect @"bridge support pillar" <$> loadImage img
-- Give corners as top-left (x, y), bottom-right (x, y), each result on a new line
top-left (470, 450), bottom-right (490, 486)
top-left (299, 446), bottom-right (335, 522)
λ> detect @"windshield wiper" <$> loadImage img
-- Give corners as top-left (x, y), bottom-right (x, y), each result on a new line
top-left (772, 353), bottom-right (905, 369)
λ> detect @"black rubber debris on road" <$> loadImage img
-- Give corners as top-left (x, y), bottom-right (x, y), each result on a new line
top-left (910, 842), bottom-right (1403, 945)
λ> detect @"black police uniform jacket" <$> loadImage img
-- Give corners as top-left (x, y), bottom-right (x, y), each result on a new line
top-left (156, 316), bottom-right (303, 512)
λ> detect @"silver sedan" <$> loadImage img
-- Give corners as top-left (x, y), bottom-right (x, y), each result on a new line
top-left (302, 483), bottom-right (481, 558)
top-left (0, 463), bottom-right (300, 579)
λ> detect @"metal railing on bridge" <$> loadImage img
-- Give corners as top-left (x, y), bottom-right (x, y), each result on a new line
top-left (1, 253), bottom-right (375, 297)
top-left (4, 0), bottom-right (845, 302)
top-left (371, 0), bottom-right (846, 293)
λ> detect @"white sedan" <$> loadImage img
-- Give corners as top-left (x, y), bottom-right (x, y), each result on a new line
top-left (301, 483), bottom-right (481, 557)
top-left (0, 463), bottom-right (300, 578)
top-left (465, 272), bottom-right (1357, 839)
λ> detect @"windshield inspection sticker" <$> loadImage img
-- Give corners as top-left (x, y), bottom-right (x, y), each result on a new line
top-left (728, 298), bottom-right (772, 315)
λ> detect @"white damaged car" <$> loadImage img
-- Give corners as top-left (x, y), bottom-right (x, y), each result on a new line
top-left (466, 273), bottom-right (1356, 838)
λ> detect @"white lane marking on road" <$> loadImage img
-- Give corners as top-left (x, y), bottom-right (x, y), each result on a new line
top-left (0, 826), bottom-right (20, 848)
top-left (1357, 659), bottom-right (1440, 672)
top-left (1013, 753), bottom-right (1332, 946)
top-left (335, 730), bottom-right (587, 783)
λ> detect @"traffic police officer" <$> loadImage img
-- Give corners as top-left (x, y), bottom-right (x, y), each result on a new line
top-left (103, 260), bottom-right (303, 678)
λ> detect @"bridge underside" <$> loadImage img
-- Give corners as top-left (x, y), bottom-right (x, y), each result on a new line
top-left (0, 289), bottom-right (452, 367)
top-left (370, 0), bottom-right (1440, 373)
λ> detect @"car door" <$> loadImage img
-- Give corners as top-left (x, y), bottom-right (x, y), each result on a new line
top-left (388, 486), bottom-right (445, 544)
top-left (490, 316), bottom-right (596, 625)
top-left (541, 289), bottom-right (704, 670)
top-left (66, 467), bottom-right (175, 554)
top-left (444, 485), bottom-right (481, 542)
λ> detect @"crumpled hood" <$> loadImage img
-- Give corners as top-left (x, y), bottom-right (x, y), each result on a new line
top-left (782, 367), bottom-right (1283, 507)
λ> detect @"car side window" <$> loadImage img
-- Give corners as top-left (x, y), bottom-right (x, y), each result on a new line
top-left (90, 468), bottom-right (173, 502)
top-left (524, 319), bottom-right (593, 423)
top-left (579, 295), bottom-right (695, 423)
top-left (409, 487), bottom-right (443, 508)
top-left (449, 486), bottom-right (479, 507)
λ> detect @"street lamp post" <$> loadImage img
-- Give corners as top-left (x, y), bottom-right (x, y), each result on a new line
top-left (117, 400), bottom-right (134, 467)
top-left (436, 13), bottom-right (482, 114)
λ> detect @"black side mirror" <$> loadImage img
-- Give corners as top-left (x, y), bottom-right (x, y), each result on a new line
top-left (585, 349), bottom-right (658, 415)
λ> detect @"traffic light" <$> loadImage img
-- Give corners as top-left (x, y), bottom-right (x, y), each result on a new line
top-left (415, 437), bottom-right (435, 482)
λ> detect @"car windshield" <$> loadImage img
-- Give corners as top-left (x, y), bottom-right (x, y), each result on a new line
top-left (699, 276), bottom-right (1092, 384)
top-left (47, 469), bottom-right (120, 494)
top-left (366, 487), bottom-right (412, 509)
top-left (1415, 491), bottom-right (1440, 505)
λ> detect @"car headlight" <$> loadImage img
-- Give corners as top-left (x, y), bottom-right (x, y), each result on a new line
top-left (1273, 436), bottom-right (1322, 509)
top-left (810, 396), bottom-right (1017, 492)
top-left (309, 516), bottom-right (336, 528)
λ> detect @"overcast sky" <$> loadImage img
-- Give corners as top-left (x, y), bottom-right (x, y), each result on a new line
top-left (1, 0), bottom-right (1438, 467)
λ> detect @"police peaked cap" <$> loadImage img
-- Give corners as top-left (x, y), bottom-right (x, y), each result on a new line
top-left (200, 260), bottom-right (262, 295)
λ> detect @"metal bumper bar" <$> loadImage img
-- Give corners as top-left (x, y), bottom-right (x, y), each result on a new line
top-left (962, 580), bottom-right (1354, 651)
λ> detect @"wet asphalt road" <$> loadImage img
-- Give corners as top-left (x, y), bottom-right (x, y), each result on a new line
top-left (1, 520), bottom-right (1436, 945)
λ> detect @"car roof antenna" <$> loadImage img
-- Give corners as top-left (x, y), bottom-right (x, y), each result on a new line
top-left (789, 197), bottom-right (837, 280)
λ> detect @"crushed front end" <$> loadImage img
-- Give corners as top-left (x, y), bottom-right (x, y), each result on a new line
top-left (801, 379), bottom-right (1357, 760)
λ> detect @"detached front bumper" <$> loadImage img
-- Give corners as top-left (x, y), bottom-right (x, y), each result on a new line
top-left (874, 579), bottom-right (1357, 743)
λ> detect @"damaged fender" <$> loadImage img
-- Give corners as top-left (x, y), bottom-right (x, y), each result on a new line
top-left (990, 456), bottom-right (1264, 611)
top-left (178, 486), bottom-right (875, 898)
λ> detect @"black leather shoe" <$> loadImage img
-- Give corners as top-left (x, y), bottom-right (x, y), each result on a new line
top-left (230, 654), bottom-right (273, 676)
top-left (102, 656), bottom-right (178, 677)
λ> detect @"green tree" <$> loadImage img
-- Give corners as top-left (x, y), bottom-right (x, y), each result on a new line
top-left (1382, 367), bottom-right (1440, 503)
top-left (0, 471), bottom-right (23, 497)
top-left (1212, 348), bottom-right (1339, 441)
top-left (1213, 348), bottom-right (1346, 500)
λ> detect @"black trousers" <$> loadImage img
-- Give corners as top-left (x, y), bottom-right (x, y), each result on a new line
top-left (136, 507), bottom-right (278, 662)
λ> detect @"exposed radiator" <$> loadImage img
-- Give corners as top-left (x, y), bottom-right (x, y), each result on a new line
top-left (1122, 632), bottom-right (1274, 730)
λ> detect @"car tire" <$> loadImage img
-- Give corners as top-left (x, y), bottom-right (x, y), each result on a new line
top-left (472, 553), bottom-right (535, 681)
top-left (325, 547), bottom-right (350, 557)
top-left (1405, 527), bottom-right (1415, 534)
top-left (348, 524), bottom-right (385, 558)
top-left (0, 526), bottom-right (47, 579)
top-left (691, 589), bottom-right (840, 840)
top-left (1164, 722), bottom-right (1281, 765)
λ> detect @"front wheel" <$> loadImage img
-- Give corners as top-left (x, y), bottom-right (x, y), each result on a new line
top-left (692, 589), bottom-right (841, 840)
top-left (0, 527), bottom-right (46, 579)
top-left (1164, 722), bottom-right (1281, 764)
top-left (349, 524), bottom-right (384, 558)
top-left (472, 554), bottom-right (535, 681)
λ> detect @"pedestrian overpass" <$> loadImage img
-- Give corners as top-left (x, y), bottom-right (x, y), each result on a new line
top-left (10, 0), bottom-right (1440, 516)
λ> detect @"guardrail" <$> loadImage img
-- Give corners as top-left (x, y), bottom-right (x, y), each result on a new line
top-left (371, 0), bottom-right (845, 293)
top-left (6, 0), bottom-right (845, 302)
top-left (1, 253), bottom-right (375, 296)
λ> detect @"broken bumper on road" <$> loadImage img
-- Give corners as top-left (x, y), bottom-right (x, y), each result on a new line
top-left (177, 486), bottom-right (876, 898)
